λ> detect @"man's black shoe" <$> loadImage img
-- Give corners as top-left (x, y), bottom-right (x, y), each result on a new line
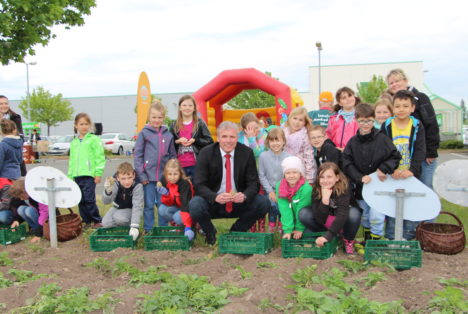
top-left (205, 232), bottom-right (217, 246)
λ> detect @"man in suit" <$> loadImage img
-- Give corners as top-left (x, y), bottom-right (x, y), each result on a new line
top-left (189, 121), bottom-right (269, 245)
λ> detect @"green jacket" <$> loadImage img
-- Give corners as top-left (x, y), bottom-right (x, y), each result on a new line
top-left (276, 181), bottom-right (312, 234)
top-left (68, 133), bottom-right (106, 178)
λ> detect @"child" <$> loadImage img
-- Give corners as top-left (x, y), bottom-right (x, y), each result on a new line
top-left (382, 90), bottom-right (426, 240)
top-left (0, 119), bottom-right (23, 180)
top-left (299, 162), bottom-right (361, 254)
top-left (342, 103), bottom-right (401, 241)
top-left (8, 179), bottom-right (48, 243)
top-left (157, 159), bottom-right (195, 240)
top-left (283, 107), bottom-right (316, 184)
top-left (309, 125), bottom-right (341, 168)
top-left (258, 128), bottom-right (290, 232)
top-left (0, 178), bottom-right (13, 225)
top-left (238, 112), bottom-right (267, 160)
top-left (326, 87), bottom-right (360, 150)
top-left (276, 156), bottom-right (312, 239)
top-left (169, 95), bottom-right (213, 179)
top-left (134, 101), bottom-right (176, 233)
top-left (102, 162), bottom-right (144, 240)
top-left (68, 113), bottom-right (106, 228)
top-left (374, 98), bottom-right (393, 129)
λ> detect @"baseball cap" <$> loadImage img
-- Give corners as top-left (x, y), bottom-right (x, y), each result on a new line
top-left (319, 91), bottom-right (334, 103)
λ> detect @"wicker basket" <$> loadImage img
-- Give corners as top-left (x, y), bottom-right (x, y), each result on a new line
top-left (416, 211), bottom-right (465, 255)
top-left (43, 208), bottom-right (82, 242)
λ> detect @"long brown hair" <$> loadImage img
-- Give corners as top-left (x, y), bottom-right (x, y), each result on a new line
top-left (313, 162), bottom-right (348, 199)
top-left (173, 95), bottom-right (199, 135)
top-left (0, 119), bottom-right (17, 135)
top-left (73, 112), bottom-right (93, 134)
top-left (333, 87), bottom-right (361, 112)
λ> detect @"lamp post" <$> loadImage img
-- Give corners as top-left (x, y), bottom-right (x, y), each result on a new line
top-left (26, 62), bottom-right (37, 122)
top-left (315, 41), bottom-right (322, 95)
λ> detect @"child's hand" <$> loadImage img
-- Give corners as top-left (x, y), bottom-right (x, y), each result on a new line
top-left (176, 137), bottom-right (188, 144)
top-left (104, 176), bottom-right (115, 194)
top-left (282, 233), bottom-right (291, 240)
top-left (315, 236), bottom-right (328, 247)
top-left (184, 227), bottom-right (195, 241)
top-left (10, 221), bottom-right (19, 230)
top-left (377, 169), bottom-right (387, 182)
top-left (391, 171), bottom-right (401, 179)
top-left (292, 230), bottom-right (303, 240)
top-left (94, 176), bottom-right (101, 184)
top-left (361, 175), bottom-right (371, 184)
top-left (156, 185), bottom-right (169, 196)
top-left (141, 180), bottom-right (149, 185)
top-left (400, 170), bottom-right (414, 179)
top-left (268, 191), bottom-right (276, 202)
top-left (321, 187), bottom-right (333, 204)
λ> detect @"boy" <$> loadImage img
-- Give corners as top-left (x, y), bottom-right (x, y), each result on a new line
top-left (102, 162), bottom-right (143, 240)
top-left (342, 103), bottom-right (401, 241)
top-left (309, 125), bottom-right (341, 168)
top-left (382, 90), bottom-right (426, 240)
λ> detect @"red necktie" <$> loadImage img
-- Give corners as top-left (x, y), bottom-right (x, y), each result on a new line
top-left (225, 153), bottom-right (233, 213)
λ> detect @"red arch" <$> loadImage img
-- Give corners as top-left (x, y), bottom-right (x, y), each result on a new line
top-left (193, 68), bottom-right (293, 127)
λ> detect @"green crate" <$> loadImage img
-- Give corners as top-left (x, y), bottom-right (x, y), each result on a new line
top-left (89, 227), bottom-right (136, 252)
top-left (219, 232), bottom-right (273, 255)
top-left (281, 232), bottom-right (339, 259)
top-left (364, 240), bottom-right (422, 270)
top-left (0, 224), bottom-right (27, 245)
top-left (144, 226), bottom-right (192, 251)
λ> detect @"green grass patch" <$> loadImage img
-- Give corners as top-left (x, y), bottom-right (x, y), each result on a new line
top-left (438, 199), bottom-right (468, 240)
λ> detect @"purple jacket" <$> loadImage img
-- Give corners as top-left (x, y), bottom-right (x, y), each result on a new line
top-left (134, 125), bottom-right (176, 182)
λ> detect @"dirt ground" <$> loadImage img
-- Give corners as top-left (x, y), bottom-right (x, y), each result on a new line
top-left (0, 233), bottom-right (467, 313)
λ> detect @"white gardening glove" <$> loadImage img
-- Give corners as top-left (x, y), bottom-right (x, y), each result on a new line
top-left (129, 227), bottom-right (139, 241)
top-left (104, 176), bottom-right (115, 194)
top-left (184, 227), bottom-right (195, 241)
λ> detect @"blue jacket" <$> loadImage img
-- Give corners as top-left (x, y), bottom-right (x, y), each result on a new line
top-left (0, 136), bottom-right (23, 180)
top-left (382, 116), bottom-right (426, 178)
top-left (133, 125), bottom-right (176, 182)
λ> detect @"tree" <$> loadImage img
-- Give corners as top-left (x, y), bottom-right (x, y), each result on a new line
top-left (227, 72), bottom-right (276, 109)
top-left (357, 75), bottom-right (388, 104)
top-left (0, 0), bottom-right (96, 65)
top-left (460, 99), bottom-right (466, 124)
top-left (19, 86), bottom-right (74, 135)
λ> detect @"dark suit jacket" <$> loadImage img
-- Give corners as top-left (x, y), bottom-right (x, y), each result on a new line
top-left (194, 142), bottom-right (259, 204)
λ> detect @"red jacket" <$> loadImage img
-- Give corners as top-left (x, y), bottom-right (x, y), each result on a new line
top-left (161, 178), bottom-right (193, 228)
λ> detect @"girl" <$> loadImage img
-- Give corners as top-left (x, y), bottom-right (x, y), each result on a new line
top-left (134, 101), bottom-right (176, 233)
top-left (374, 98), bottom-right (393, 129)
top-left (8, 179), bottom-right (48, 243)
top-left (258, 128), bottom-right (290, 232)
top-left (283, 107), bottom-right (316, 184)
top-left (299, 162), bottom-right (362, 254)
top-left (0, 119), bottom-right (23, 180)
top-left (276, 156), bottom-right (312, 239)
top-left (238, 112), bottom-right (267, 160)
top-left (326, 87), bottom-right (360, 150)
top-left (157, 159), bottom-right (195, 240)
top-left (169, 95), bottom-right (213, 179)
top-left (0, 95), bottom-right (26, 176)
top-left (68, 113), bottom-right (106, 228)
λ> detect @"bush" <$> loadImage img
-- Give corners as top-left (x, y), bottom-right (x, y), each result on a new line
top-left (439, 140), bottom-right (464, 149)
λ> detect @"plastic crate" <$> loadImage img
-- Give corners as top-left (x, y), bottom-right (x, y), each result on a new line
top-left (219, 232), bottom-right (274, 255)
top-left (281, 232), bottom-right (339, 259)
top-left (0, 224), bottom-right (27, 245)
top-left (144, 226), bottom-right (192, 251)
top-left (89, 227), bottom-right (136, 252)
top-left (364, 240), bottom-right (422, 270)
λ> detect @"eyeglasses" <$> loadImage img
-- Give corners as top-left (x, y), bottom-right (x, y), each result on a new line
top-left (357, 119), bottom-right (374, 125)
top-left (309, 136), bottom-right (324, 140)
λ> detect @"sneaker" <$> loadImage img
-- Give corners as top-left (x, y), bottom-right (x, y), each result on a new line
top-left (205, 231), bottom-right (217, 246)
top-left (343, 239), bottom-right (355, 254)
top-left (370, 233), bottom-right (382, 240)
top-left (363, 228), bottom-right (371, 241)
top-left (268, 222), bottom-right (276, 233)
top-left (258, 218), bottom-right (266, 233)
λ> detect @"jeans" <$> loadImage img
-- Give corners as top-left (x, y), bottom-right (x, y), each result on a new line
top-left (385, 217), bottom-right (419, 240)
top-left (75, 176), bottom-right (101, 224)
top-left (17, 206), bottom-right (40, 230)
top-left (189, 194), bottom-right (269, 236)
top-left (158, 204), bottom-right (183, 225)
top-left (268, 200), bottom-right (280, 223)
top-left (0, 210), bottom-right (13, 225)
top-left (183, 166), bottom-right (196, 180)
top-left (299, 206), bottom-right (362, 241)
top-left (420, 159), bottom-right (437, 190)
top-left (357, 199), bottom-right (385, 237)
top-left (143, 181), bottom-right (163, 231)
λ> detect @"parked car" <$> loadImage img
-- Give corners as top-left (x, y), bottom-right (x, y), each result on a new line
top-left (47, 135), bottom-right (74, 155)
top-left (100, 133), bottom-right (135, 155)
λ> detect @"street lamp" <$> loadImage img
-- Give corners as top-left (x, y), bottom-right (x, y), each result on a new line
top-left (315, 41), bottom-right (322, 95)
top-left (25, 61), bottom-right (37, 122)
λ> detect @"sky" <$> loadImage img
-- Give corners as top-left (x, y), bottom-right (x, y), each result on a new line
top-left (1, 0), bottom-right (468, 106)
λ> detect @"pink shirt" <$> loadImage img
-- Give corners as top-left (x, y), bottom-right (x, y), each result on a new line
top-left (177, 120), bottom-right (196, 167)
